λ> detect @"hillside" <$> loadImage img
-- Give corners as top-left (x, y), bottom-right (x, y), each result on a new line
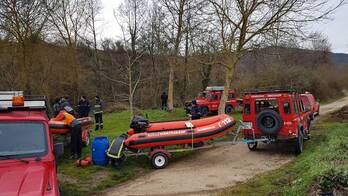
top-left (330, 53), bottom-right (348, 68)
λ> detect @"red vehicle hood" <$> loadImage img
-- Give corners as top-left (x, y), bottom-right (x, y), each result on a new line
top-left (0, 163), bottom-right (50, 196)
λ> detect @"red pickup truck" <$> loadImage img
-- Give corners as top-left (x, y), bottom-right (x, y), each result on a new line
top-left (0, 92), bottom-right (61, 196)
top-left (185, 86), bottom-right (241, 116)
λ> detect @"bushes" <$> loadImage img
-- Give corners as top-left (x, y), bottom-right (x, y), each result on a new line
top-left (1, 38), bottom-right (347, 109)
top-left (235, 47), bottom-right (348, 100)
top-left (316, 168), bottom-right (348, 194)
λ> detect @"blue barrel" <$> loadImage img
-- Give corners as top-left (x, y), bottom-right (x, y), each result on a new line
top-left (92, 136), bottom-right (109, 166)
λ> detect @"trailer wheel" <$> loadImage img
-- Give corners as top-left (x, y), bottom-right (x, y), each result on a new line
top-left (247, 142), bottom-right (258, 151)
top-left (151, 152), bottom-right (169, 169)
top-left (111, 155), bottom-right (126, 169)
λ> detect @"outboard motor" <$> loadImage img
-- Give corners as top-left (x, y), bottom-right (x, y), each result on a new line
top-left (130, 116), bottom-right (149, 133)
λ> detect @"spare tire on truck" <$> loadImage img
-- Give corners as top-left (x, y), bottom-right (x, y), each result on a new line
top-left (256, 109), bottom-right (283, 134)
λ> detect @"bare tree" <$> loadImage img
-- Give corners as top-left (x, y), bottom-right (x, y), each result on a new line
top-left (158, 0), bottom-right (188, 111)
top-left (159, 0), bottom-right (205, 110)
top-left (85, 0), bottom-right (103, 94)
top-left (0, 0), bottom-right (49, 92)
top-left (141, 3), bottom-right (167, 107)
top-left (0, 0), bottom-right (48, 43)
top-left (104, 0), bottom-right (148, 118)
top-left (208, 0), bottom-right (345, 114)
top-left (45, 0), bottom-right (89, 101)
top-left (309, 32), bottom-right (331, 52)
top-left (307, 31), bottom-right (332, 66)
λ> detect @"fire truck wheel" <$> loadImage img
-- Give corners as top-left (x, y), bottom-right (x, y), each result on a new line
top-left (247, 142), bottom-right (258, 151)
top-left (225, 105), bottom-right (234, 114)
top-left (294, 129), bottom-right (304, 155)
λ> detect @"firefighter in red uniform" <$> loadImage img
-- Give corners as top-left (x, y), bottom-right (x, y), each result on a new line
top-left (53, 105), bottom-right (82, 159)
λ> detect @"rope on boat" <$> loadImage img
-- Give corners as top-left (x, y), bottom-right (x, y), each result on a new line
top-left (190, 116), bottom-right (194, 150)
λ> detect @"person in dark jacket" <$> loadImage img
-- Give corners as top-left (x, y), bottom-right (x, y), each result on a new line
top-left (52, 98), bottom-right (61, 117)
top-left (53, 105), bottom-right (82, 159)
top-left (94, 96), bottom-right (104, 131)
top-left (160, 92), bottom-right (168, 110)
top-left (190, 100), bottom-right (201, 120)
top-left (77, 96), bottom-right (90, 118)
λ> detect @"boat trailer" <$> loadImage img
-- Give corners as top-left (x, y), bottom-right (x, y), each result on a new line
top-left (107, 121), bottom-right (275, 169)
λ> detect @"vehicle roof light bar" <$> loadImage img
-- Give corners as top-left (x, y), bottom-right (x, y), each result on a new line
top-left (244, 88), bottom-right (297, 95)
top-left (206, 86), bottom-right (225, 91)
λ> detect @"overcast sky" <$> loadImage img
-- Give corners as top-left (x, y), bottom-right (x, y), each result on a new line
top-left (99, 0), bottom-right (348, 53)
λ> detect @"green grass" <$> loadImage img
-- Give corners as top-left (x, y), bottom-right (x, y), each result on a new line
top-left (58, 109), bottom-right (242, 195)
top-left (58, 108), bottom-right (188, 195)
top-left (219, 120), bottom-right (348, 196)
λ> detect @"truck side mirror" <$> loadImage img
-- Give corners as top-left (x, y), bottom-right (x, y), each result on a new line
top-left (54, 143), bottom-right (64, 157)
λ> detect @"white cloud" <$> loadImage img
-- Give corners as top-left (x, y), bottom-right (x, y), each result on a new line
top-left (98, 0), bottom-right (122, 40)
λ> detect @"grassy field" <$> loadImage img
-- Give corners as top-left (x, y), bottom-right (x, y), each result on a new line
top-left (219, 118), bottom-right (348, 196)
top-left (58, 109), bottom-right (242, 195)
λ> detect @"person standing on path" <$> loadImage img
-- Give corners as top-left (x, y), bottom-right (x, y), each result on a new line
top-left (161, 92), bottom-right (168, 110)
top-left (94, 96), bottom-right (104, 131)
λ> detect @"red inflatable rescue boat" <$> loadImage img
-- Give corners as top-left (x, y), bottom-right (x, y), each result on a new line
top-left (49, 117), bottom-right (93, 134)
top-left (49, 117), bottom-right (94, 145)
top-left (124, 114), bottom-right (235, 149)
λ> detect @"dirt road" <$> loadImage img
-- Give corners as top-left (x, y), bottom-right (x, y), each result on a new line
top-left (104, 96), bottom-right (348, 196)
top-left (319, 95), bottom-right (348, 115)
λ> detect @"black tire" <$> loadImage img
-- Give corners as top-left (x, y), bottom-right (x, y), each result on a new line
top-left (316, 106), bottom-right (320, 116)
top-left (294, 130), bottom-right (304, 155)
top-left (58, 186), bottom-right (61, 196)
top-left (256, 109), bottom-right (283, 134)
top-left (307, 120), bottom-right (311, 132)
top-left (247, 142), bottom-right (258, 151)
top-left (151, 152), bottom-right (169, 169)
top-left (200, 107), bottom-right (209, 117)
top-left (310, 113), bottom-right (314, 121)
top-left (111, 155), bottom-right (126, 169)
top-left (225, 105), bottom-right (234, 114)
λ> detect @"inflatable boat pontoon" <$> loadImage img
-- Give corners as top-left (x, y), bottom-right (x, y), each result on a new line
top-left (107, 114), bottom-right (236, 169)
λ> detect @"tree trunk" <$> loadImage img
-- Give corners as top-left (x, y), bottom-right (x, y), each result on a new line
top-left (129, 61), bottom-right (134, 118)
top-left (201, 64), bottom-right (212, 90)
top-left (129, 94), bottom-right (134, 120)
top-left (150, 51), bottom-right (158, 107)
top-left (167, 57), bottom-right (175, 111)
top-left (218, 54), bottom-right (237, 114)
top-left (20, 42), bottom-right (31, 94)
top-left (70, 46), bottom-right (80, 104)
